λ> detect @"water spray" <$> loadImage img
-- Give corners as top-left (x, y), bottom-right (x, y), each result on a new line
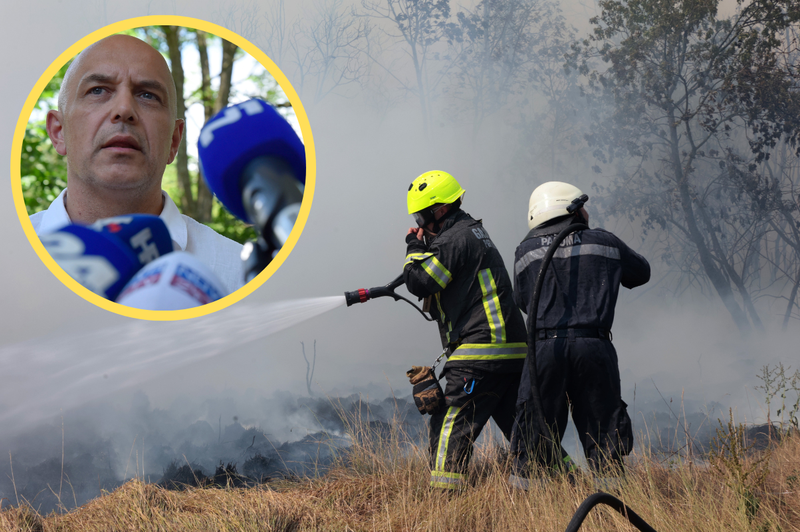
top-left (344, 274), bottom-right (434, 321)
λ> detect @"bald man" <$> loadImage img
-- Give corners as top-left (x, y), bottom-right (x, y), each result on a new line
top-left (30, 34), bottom-right (244, 294)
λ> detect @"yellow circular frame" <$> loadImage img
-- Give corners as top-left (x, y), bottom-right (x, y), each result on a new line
top-left (10, 16), bottom-right (315, 321)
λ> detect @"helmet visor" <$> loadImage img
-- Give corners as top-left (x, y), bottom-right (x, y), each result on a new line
top-left (413, 209), bottom-right (434, 227)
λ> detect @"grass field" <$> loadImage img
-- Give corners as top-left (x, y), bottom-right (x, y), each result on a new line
top-left (1, 415), bottom-right (798, 532)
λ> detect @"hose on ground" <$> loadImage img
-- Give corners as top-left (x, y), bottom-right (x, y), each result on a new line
top-left (566, 491), bottom-right (658, 532)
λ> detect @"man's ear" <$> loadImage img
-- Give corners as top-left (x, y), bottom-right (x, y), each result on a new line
top-left (167, 118), bottom-right (185, 164)
top-left (46, 110), bottom-right (67, 156)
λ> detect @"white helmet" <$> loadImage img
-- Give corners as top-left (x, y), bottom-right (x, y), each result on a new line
top-left (528, 181), bottom-right (584, 230)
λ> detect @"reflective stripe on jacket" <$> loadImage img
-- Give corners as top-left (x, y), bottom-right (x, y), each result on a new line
top-left (403, 210), bottom-right (526, 373)
top-left (513, 217), bottom-right (651, 330)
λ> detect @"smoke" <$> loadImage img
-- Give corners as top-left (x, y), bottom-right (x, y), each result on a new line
top-left (0, 389), bottom-right (426, 514)
top-left (1, 0), bottom-right (797, 515)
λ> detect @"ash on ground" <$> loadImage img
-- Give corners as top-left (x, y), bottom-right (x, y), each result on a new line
top-left (0, 392), bottom-right (425, 513)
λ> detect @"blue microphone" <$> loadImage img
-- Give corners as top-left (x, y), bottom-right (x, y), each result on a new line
top-left (90, 214), bottom-right (174, 268)
top-left (40, 225), bottom-right (142, 300)
top-left (198, 98), bottom-right (305, 280)
top-left (198, 98), bottom-right (305, 222)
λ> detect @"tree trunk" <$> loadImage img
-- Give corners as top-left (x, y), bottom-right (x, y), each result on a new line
top-left (696, 199), bottom-right (765, 333)
top-left (668, 114), bottom-right (752, 333)
top-left (196, 31), bottom-right (214, 122)
top-left (197, 40), bottom-right (238, 222)
top-left (194, 31), bottom-right (215, 223)
top-left (163, 26), bottom-right (195, 217)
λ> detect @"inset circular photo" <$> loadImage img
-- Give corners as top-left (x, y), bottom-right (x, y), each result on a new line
top-left (11, 16), bottom-right (315, 320)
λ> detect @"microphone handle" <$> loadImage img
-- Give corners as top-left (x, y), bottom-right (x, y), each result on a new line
top-left (241, 155), bottom-right (303, 248)
top-left (240, 155), bottom-right (303, 281)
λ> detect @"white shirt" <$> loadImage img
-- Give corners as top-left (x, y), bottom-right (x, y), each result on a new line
top-left (30, 189), bottom-right (245, 294)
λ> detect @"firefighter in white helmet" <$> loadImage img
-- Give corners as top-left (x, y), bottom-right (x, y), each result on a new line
top-left (510, 181), bottom-right (650, 488)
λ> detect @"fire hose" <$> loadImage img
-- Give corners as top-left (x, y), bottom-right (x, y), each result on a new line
top-left (566, 492), bottom-right (657, 532)
top-left (523, 221), bottom-right (590, 463)
top-left (344, 273), bottom-right (435, 321)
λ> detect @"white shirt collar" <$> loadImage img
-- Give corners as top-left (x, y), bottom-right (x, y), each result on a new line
top-left (33, 188), bottom-right (71, 235)
top-left (159, 191), bottom-right (188, 251)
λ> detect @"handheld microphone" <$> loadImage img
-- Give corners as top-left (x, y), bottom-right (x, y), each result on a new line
top-left (90, 214), bottom-right (174, 268)
top-left (115, 251), bottom-right (229, 310)
top-left (197, 99), bottom-right (305, 266)
top-left (40, 225), bottom-right (141, 300)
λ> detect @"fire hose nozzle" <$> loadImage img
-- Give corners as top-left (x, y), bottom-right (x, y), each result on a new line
top-left (345, 288), bottom-right (370, 307)
top-left (344, 274), bottom-right (405, 306)
top-left (343, 274), bottom-right (435, 321)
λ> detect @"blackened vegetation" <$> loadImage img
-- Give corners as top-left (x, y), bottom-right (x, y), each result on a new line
top-left (158, 461), bottom-right (253, 490)
top-left (0, 395), bottom-right (425, 512)
top-left (152, 397), bottom-right (426, 492)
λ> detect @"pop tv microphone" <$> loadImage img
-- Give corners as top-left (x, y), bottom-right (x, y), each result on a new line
top-left (115, 251), bottom-right (228, 310)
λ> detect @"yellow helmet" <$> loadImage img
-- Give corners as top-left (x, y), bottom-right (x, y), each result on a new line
top-left (407, 170), bottom-right (465, 215)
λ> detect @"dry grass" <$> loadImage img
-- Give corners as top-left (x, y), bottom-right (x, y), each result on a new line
top-left (2, 419), bottom-right (799, 532)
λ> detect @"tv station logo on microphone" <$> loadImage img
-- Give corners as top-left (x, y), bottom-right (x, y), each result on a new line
top-left (116, 263), bottom-right (164, 302)
top-left (12, 17), bottom-right (315, 320)
top-left (171, 264), bottom-right (224, 306)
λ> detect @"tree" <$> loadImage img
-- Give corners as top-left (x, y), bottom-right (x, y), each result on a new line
top-left (447, 0), bottom-right (556, 132)
top-left (574, 0), bottom-right (800, 333)
top-left (359, 0), bottom-right (456, 131)
top-left (162, 26), bottom-right (238, 224)
top-left (287, 0), bottom-right (370, 103)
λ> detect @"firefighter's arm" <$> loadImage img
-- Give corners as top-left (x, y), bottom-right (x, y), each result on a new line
top-left (402, 232), bottom-right (455, 298)
top-left (512, 252), bottom-right (530, 315)
top-left (618, 239), bottom-right (651, 289)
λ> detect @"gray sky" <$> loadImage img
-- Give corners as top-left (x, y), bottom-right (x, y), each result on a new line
top-left (1, 0), bottom-right (795, 451)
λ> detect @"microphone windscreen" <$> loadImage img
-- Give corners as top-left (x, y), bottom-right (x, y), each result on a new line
top-left (198, 99), bottom-right (305, 222)
top-left (41, 225), bottom-right (141, 300)
top-left (115, 251), bottom-right (229, 310)
top-left (90, 215), bottom-right (174, 268)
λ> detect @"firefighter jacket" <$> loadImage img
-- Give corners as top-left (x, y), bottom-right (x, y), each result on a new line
top-left (403, 209), bottom-right (527, 373)
top-left (513, 216), bottom-right (651, 330)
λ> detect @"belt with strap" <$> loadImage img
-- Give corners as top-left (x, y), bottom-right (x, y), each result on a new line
top-left (537, 328), bottom-right (612, 340)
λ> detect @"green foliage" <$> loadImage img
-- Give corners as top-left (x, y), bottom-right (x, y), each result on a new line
top-left (21, 61), bottom-right (70, 215)
top-left (206, 204), bottom-right (258, 243)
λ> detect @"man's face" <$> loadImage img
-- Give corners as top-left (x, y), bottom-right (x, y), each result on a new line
top-left (48, 36), bottom-right (183, 194)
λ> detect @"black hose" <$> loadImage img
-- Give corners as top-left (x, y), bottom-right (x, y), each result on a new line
top-left (565, 492), bottom-right (658, 532)
top-left (525, 223), bottom-right (589, 446)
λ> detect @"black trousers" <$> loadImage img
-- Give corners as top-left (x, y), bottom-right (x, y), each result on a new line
top-left (428, 367), bottom-right (520, 489)
top-left (512, 337), bottom-right (633, 475)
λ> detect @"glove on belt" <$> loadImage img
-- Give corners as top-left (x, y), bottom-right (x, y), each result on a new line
top-left (407, 365), bottom-right (444, 415)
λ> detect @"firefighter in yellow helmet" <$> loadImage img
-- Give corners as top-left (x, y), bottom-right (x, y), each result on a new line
top-left (403, 170), bottom-right (530, 490)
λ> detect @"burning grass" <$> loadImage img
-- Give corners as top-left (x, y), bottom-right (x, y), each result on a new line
top-left (1, 418), bottom-right (799, 532)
